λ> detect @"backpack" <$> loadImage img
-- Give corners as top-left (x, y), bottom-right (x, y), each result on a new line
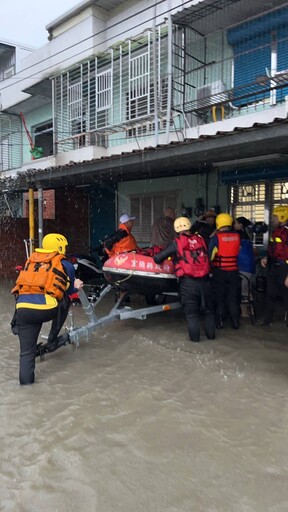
top-left (175, 233), bottom-right (210, 278)
top-left (11, 251), bottom-right (68, 301)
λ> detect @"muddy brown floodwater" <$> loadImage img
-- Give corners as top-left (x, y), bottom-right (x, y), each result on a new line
top-left (1, 278), bottom-right (288, 512)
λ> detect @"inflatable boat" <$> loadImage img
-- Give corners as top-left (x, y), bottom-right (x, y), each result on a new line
top-left (102, 252), bottom-right (178, 296)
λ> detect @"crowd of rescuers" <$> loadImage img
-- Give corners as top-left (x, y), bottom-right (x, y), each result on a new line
top-left (100, 205), bottom-right (288, 342)
top-left (10, 206), bottom-right (288, 385)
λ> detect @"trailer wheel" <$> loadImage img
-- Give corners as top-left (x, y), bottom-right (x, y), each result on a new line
top-left (145, 293), bottom-right (166, 306)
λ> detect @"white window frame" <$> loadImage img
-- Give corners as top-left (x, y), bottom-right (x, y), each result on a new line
top-left (68, 82), bottom-right (82, 122)
top-left (128, 52), bottom-right (150, 120)
top-left (96, 69), bottom-right (112, 111)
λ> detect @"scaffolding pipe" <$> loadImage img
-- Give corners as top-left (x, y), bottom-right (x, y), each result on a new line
top-left (165, 0), bottom-right (172, 144)
top-left (28, 188), bottom-right (35, 254)
top-left (38, 187), bottom-right (43, 248)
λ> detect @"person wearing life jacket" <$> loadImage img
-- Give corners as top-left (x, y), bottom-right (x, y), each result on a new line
top-left (154, 216), bottom-right (215, 342)
top-left (11, 233), bottom-right (83, 385)
top-left (260, 205), bottom-right (288, 325)
top-left (234, 216), bottom-right (256, 303)
top-left (103, 214), bottom-right (138, 258)
top-left (209, 213), bottom-right (241, 330)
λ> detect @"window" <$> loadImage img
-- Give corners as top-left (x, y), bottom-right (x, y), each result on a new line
top-left (68, 82), bottom-right (82, 121)
top-left (68, 82), bottom-right (86, 147)
top-left (97, 70), bottom-right (112, 111)
top-left (127, 52), bottom-right (150, 120)
top-left (231, 183), bottom-right (267, 245)
top-left (95, 69), bottom-right (112, 130)
top-left (33, 121), bottom-right (53, 157)
top-left (0, 137), bottom-right (10, 171)
top-left (273, 181), bottom-right (288, 203)
top-left (130, 191), bottom-right (179, 244)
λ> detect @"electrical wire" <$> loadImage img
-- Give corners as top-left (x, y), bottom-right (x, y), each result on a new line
top-left (0, 0), bottom-right (194, 88)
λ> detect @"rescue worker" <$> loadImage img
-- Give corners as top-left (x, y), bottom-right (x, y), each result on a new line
top-left (150, 207), bottom-right (176, 248)
top-left (154, 216), bottom-right (215, 342)
top-left (209, 213), bottom-right (241, 329)
top-left (11, 233), bottom-right (83, 385)
top-left (261, 205), bottom-right (288, 325)
top-left (234, 217), bottom-right (255, 302)
top-left (103, 214), bottom-right (138, 258)
top-left (191, 209), bottom-right (217, 248)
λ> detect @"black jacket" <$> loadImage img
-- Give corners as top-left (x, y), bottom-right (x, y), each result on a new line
top-left (153, 241), bottom-right (177, 264)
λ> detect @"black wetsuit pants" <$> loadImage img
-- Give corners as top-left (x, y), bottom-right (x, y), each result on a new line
top-left (15, 300), bottom-right (70, 385)
top-left (212, 268), bottom-right (240, 328)
top-left (263, 263), bottom-right (288, 325)
top-left (179, 276), bottom-right (215, 342)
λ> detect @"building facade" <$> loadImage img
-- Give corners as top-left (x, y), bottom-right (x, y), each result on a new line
top-left (1, 0), bottom-right (288, 265)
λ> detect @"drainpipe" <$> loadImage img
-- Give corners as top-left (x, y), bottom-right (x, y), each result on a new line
top-left (28, 187), bottom-right (35, 254)
top-left (38, 187), bottom-right (43, 248)
top-left (165, 0), bottom-right (172, 144)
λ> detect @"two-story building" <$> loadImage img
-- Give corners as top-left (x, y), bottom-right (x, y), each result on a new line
top-left (1, 0), bottom-right (288, 268)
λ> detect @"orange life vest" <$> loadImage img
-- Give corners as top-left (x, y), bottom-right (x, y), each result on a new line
top-left (12, 251), bottom-right (68, 301)
top-left (105, 223), bottom-right (137, 257)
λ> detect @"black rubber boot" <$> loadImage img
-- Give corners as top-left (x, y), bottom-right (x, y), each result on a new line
top-left (36, 333), bottom-right (71, 356)
top-left (45, 333), bottom-right (71, 353)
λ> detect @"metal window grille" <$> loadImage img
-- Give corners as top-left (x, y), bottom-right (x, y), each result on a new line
top-left (231, 183), bottom-right (267, 245)
top-left (130, 191), bottom-right (178, 243)
top-left (0, 113), bottom-right (22, 171)
top-left (68, 82), bottom-right (82, 121)
top-left (96, 70), bottom-right (112, 111)
top-left (273, 181), bottom-right (288, 203)
top-left (129, 52), bottom-right (149, 120)
top-left (0, 138), bottom-right (10, 171)
top-left (53, 26), bottom-right (169, 152)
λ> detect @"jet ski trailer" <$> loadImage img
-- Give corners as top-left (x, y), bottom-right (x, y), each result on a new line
top-left (67, 283), bottom-right (181, 347)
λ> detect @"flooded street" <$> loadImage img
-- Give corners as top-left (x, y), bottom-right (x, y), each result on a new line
top-left (1, 278), bottom-right (288, 512)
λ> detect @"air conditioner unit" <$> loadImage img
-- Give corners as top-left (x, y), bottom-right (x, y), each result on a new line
top-left (196, 80), bottom-right (226, 109)
top-left (4, 66), bottom-right (15, 80)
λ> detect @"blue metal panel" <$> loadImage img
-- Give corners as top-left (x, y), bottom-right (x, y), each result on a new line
top-left (227, 8), bottom-right (288, 106)
top-left (221, 167), bottom-right (288, 184)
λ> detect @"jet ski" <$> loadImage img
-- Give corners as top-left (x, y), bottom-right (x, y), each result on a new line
top-left (102, 252), bottom-right (178, 297)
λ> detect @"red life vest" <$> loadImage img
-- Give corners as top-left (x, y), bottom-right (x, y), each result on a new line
top-left (268, 225), bottom-right (288, 262)
top-left (174, 233), bottom-right (210, 278)
top-left (212, 231), bottom-right (240, 271)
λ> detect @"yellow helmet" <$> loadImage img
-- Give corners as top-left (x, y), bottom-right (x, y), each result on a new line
top-left (272, 205), bottom-right (288, 224)
top-left (36, 233), bottom-right (68, 254)
top-left (216, 213), bottom-right (233, 230)
top-left (174, 216), bottom-right (192, 233)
